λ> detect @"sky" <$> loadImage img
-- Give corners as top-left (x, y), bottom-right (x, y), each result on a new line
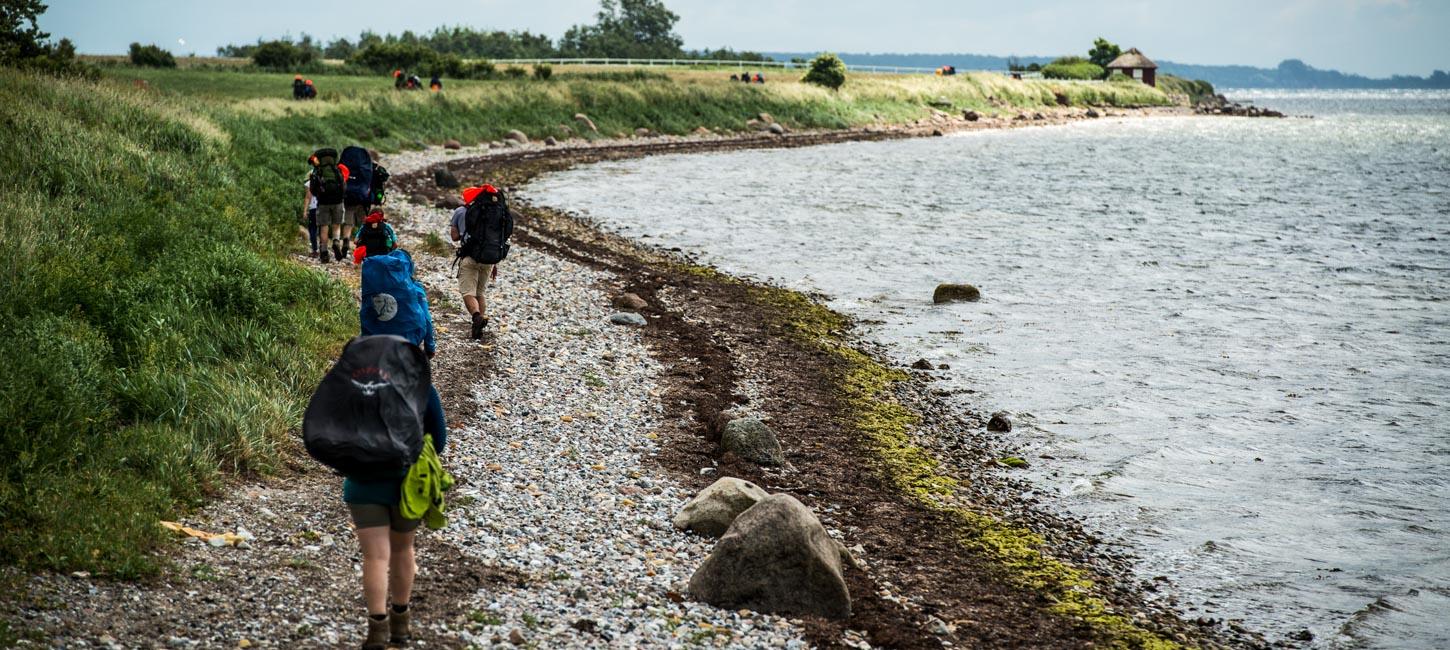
top-left (41, 0), bottom-right (1450, 77)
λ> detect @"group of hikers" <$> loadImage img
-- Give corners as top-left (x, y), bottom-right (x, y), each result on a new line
top-left (393, 69), bottom-right (443, 91)
top-left (298, 143), bottom-right (514, 649)
top-left (730, 71), bottom-right (766, 83)
top-left (291, 74), bottom-right (317, 99)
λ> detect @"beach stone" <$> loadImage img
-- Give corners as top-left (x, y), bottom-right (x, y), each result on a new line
top-left (612, 292), bottom-right (648, 311)
top-left (1032, 112), bottom-right (1046, 120)
top-left (489, 141), bottom-right (503, 149)
top-left (688, 494), bottom-right (850, 618)
top-left (508, 628), bottom-right (526, 645)
top-left (768, 122), bottom-right (786, 135)
top-left (634, 127), bottom-right (652, 137)
top-left (1086, 108), bottom-right (1101, 118)
top-left (432, 167), bottom-right (459, 189)
top-left (505, 129), bottom-right (528, 144)
top-left (435, 195), bottom-right (463, 210)
top-left (930, 96), bottom-right (952, 108)
top-left (911, 358), bottom-right (935, 371)
top-left (608, 312), bottom-right (647, 326)
top-left (932, 283), bottom-right (980, 304)
top-left (987, 411), bottom-right (1012, 432)
top-left (544, 136), bottom-right (558, 146)
top-left (962, 110), bottom-right (980, 121)
top-left (574, 113), bottom-right (598, 132)
top-left (443, 139), bottom-right (462, 150)
top-left (693, 126), bottom-right (712, 135)
top-left (410, 193), bottom-right (428, 205)
top-left (672, 477), bottom-right (769, 538)
top-left (721, 417), bottom-right (784, 466)
top-left (757, 112), bottom-right (775, 124)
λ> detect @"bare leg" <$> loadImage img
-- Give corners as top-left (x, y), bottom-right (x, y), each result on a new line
top-left (355, 526), bottom-right (391, 615)
top-left (388, 530), bottom-right (417, 606)
top-left (462, 295), bottom-right (481, 316)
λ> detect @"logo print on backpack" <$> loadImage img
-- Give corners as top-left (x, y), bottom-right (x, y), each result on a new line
top-left (349, 366), bottom-right (392, 396)
top-left (371, 293), bottom-right (399, 321)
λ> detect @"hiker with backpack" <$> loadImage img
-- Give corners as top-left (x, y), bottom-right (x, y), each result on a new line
top-left (299, 176), bottom-right (320, 258)
top-left (351, 209), bottom-right (397, 262)
top-left (303, 334), bottom-right (447, 650)
top-left (341, 146), bottom-right (383, 257)
top-left (309, 148), bottom-right (349, 263)
top-left (450, 184), bottom-right (513, 339)
top-left (292, 74), bottom-right (306, 100)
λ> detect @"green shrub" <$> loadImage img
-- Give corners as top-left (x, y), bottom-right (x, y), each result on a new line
top-left (349, 42), bottom-right (435, 73)
top-left (1041, 57), bottom-right (1104, 80)
top-left (533, 64), bottom-right (553, 80)
top-left (251, 40), bottom-right (312, 69)
top-left (127, 43), bottom-right (175, 68)
top-left (503, 65), bottom-right (527, 79)
top-left (1107, 71), bottom-right (1136, 83)
top-left (802, 53), bottom-right (846, 90)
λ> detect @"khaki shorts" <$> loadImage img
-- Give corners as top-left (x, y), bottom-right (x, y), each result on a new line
top-left (345, 204), bottom-right (369, 228)
top-left (316, 203), bottom-right (346, 226)
top-left (458, 258), bottom-right (495, 300)
top-left (348, 504), bottom-right (422, 532)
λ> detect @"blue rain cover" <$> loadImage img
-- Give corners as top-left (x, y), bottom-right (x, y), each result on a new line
top-left (360, 250), bottom-right (432, 347)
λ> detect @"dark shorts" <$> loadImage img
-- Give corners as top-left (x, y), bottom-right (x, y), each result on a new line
top-left (347, 504), bottom-right (422, 532)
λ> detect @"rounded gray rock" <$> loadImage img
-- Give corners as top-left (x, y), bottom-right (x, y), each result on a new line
top-left (721, 417), bottom-right (784, 466)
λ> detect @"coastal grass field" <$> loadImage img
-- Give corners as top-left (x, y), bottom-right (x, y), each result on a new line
top-left (0, 62), bottom-right (1180, 578)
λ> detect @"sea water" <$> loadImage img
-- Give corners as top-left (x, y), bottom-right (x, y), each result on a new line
top-left (525, 90), bottom-right (1450, 647)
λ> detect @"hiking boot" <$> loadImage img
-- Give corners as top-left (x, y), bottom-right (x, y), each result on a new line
top-left (332, 242), bottom-right (343, 261)
top-left (362, 616), bottom-right (389, 650)
top-left (342, 242), bottom-right (352, 259)
top-left (319, 248), bottom-right (331, 263)
top-left (389, 608), bottom-right (411, 644)
top-left (470, 313), bottom-right (485, 340)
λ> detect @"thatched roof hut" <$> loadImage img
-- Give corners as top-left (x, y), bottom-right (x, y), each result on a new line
top-left (1106, 48), bottom-right (1158, 86)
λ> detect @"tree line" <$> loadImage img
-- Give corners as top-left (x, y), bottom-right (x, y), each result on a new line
top-left (217, 0), bottom-right (772, 69)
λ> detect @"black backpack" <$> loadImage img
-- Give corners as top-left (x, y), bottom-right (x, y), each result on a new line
top-left (370, 164), bottom-right (391, 205)
top-left (309, 148), bottom-right (345, 204)
top-left (356, 222), bottom-right (392, 256)
top-left (457, 189), bottom-right (513, 265)
top-left (302, 335), bottom-right (430, 479)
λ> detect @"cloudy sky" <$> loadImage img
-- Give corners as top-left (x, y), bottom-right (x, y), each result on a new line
top-left (42, 0), bottom-right (1449, 77)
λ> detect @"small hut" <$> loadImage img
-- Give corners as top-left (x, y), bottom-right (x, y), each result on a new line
top-left (1106, 48), bottom-right (1157, 87)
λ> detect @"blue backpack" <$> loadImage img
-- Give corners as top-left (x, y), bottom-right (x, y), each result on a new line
top-left (360, 250), bottom-right (432, 348)
top-left (341, 145), bottom-right (375, 208)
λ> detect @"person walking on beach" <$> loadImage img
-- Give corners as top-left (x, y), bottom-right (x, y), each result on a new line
top-left (450, 184), bottom-right (513, 340)
top-left (309, 148), bottom-right (349, 263)
top-left (351, 209), bottom-right (398, 262)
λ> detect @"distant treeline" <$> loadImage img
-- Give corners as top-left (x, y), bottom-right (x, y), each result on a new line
top-left (217, 0), bottom-right (772, 63)
top-left (767, 52), bottom-right (1449, 89)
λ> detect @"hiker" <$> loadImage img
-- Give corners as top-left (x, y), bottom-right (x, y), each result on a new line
top-left (393, 69), bottom-right (405, 90)
top-left (450, 184), bottom-right (513, 339)
top-left (350, 250), bottom-right (445, 648)
top-left (303, 334), bottom-right (445, 650)
top-left (303, 79), bottom-right (317, 99)
top-left (292, 74), bottom-right (306, 100)
top-left (309, 148), bottom-right (349, 263)
top-left (352, 209), bottom-right (397, 262)
top-left (740, 72), bottom-right (752, 83)
top-left (407, 73), bottom-right (422, 90)
top-left (729, 73), bottom-right (738, 81)
top-left (299, 175), bottom-right (319, 258)
top-left (429, 75), bottom-right (442, 91)
top-left (340, 146), bottom-right (379, 256)
top-left (754, 72), bottom-right (764, 84)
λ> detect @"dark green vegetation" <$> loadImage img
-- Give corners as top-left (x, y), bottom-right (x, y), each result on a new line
top-left (1042, 56), bottom-right (1106, 81)
top-left (219, 0), bottom-right (772, 64)
top-left (1087, 37), bottom-right (1122, 70)
top-left (0, 0), bottom-right (93, 78)
top-left (127, 42), bottom-right (175, 68)
top-left (1156, 75), bottom-right (1219, 104)
top-left (802, 53), bottom-right (847, 90)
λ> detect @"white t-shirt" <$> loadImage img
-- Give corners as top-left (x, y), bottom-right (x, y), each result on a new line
top-left (304, 179), bottom-right (318, 210)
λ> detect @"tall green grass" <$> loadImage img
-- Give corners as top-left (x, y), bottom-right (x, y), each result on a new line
top-left (0, 64), bottom-right (1177, 577)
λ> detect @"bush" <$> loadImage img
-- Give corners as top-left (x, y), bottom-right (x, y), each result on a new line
top-left (251, 40), bottom-right (312, 69)
top-left (533, 64), bottom-right (552, 80)
top-left (802, 53), bottom-right (846, 90)
top-left (1041, 56), bottom-right (1104, 80)
top-left (503, 65), bottom-right (527, 79)
top-left (127, 43), bottom-right (175, 68)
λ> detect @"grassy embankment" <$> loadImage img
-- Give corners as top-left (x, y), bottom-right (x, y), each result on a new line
top-left (0, 64), bottom-right (1177, 580)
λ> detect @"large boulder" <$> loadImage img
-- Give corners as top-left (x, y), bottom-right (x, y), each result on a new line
top-left (443, 139), bottom-right (462, 150)
top-left (688, 494), bottom-right (851, 618)
top-left (634, 127), bottom-right (652, 138)
top-left (672, 477), bottom-right (768, 538)
top-left (505, 129), bottom-right (529, 144)
top-left (767, 122), bottom-right (786, 135)
top-left (962, 110), bottom-right (980, 122)
top-left (721, 417), bottom-right (784, 466)
top-left (432, 167), bottom-right (460, 189)
top-left (932, 283), bottom-right (980, 304)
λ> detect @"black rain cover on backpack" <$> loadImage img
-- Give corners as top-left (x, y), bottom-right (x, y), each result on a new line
top-left (458, 190), bottom-right (513, 265)
top-left (310, 147), bottom-right (345, 204)
top-left (303, 335), bottom-right (430, 479)
top-left (341, 146), bottom-right (375, 207)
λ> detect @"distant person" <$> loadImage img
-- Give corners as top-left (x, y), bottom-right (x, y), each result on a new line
top-left (407, 74), bottom-right (422, 90)
top-left (309, 148), bottom-right (349, 263)
top-left (729, 73), bottom-right (738, 81)
top-left (450, 184), bottom-right (513, 340)
top-left (754, 72), bottom-right (764, 84)
top-left (429, 75), bottom-right (442, 91)
top-left (352, 209), bottom-right (398, 262)
top-left (292, 74), bottom-right (306, 100)
top-left (393, 69), bottom-right (406, 90)
top-left (303, 79), bottom-right (317, 99)
top-left (299, 175), bottom-right (319, 258)
top-left (740, 72), bottom-right (752, 83)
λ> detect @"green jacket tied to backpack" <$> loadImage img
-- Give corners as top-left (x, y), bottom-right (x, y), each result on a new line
top-left (400, 437), bottom-right (453, 530)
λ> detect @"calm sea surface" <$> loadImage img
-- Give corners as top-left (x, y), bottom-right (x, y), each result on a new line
top-left (525, 90), bottom-right (1450, 647)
